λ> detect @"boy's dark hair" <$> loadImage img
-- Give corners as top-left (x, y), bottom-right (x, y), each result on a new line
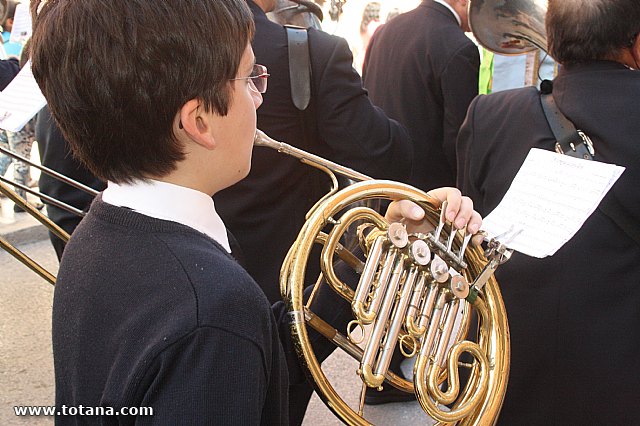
top-left (30, 0), bottom-right (254, 183)
top-left (547, 0), bottom-right (640, 65)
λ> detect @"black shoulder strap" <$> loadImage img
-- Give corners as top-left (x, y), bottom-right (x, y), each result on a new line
top-left (539, 80), bottom-right (594, 160)
top-left (539, 80), bottom-right (640, 247)
top-left (285, 25), bottom-right (317, 152)
top-left (285, 25), bottom-right (311, 111)
top-left (285, 25), bottom-right (327, 205)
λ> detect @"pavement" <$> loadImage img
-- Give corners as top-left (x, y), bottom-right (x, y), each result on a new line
top-left (0, 200), bottom-right (49, 246)
top-left (0, 205), bottom-right (57, 426)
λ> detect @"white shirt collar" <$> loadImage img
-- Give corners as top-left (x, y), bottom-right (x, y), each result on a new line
top-left (433, 0), bottom-right (462, 27)
top-left (102, 179), bottom-right (231, 253)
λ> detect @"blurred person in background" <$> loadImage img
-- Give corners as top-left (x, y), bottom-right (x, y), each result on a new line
top-left (2, 0), bottom-right (22, 58)
top-left (0, 38), bottom-right (42, 213)
top-left (215, 0), bottom-right (413, 418)
top-left (363, 0), bottom-right (479, 193)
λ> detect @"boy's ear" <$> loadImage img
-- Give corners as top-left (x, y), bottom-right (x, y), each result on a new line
top-left (178, 99), bottom-right (216, 150)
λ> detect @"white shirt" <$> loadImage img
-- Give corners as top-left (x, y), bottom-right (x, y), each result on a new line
top-left (433, 0), bottom-right (462, 27)
top-left (102, 179), bottom-right (231, 253)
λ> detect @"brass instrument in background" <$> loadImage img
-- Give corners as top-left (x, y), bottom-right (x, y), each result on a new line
top-left (255, 130), bottom-right (512, 425)
top-left (0, 145), bottom-right (98, 285)
top-left (268, 0), bottom-right (324, 30)
top-left (468, 0), bottom-right (548, 54)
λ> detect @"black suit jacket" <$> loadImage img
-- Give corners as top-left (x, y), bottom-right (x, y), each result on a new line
top-left (363, 0), bottom-right (479, 191)
top-left (215, 0), bottom-right (411, 303)
top-left (0, 58), bottom-right (19, 90)
top-left (457, 60), bottom-right (640, 425)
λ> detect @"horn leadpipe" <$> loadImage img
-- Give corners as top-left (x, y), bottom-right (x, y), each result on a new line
top-left (254, 129), bottom-right (371, 182)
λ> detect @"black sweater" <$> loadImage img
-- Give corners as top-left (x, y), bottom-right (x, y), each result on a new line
top-left (53, 198), bottom-right (289, 425)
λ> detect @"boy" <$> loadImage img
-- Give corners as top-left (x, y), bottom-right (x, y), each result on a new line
top-left (30, 0), bottom-right (480, 423)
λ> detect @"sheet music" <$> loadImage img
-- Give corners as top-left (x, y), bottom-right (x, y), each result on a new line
top-left (0, 61), bottom-right (47, 132)
top-left (9, 3), bottom-right (32, 44)
top-left (482, 148), bottom-right (625, 258)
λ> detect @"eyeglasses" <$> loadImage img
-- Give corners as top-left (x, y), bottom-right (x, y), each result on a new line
top-left (231, 64), bottom-right (269, 94)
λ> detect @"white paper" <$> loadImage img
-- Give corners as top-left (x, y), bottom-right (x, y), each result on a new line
top-left (9, 3), bottom-right (32, 44)
top-left (0, 61), bottom-right (47, 132)
top-left (482, 148), bottom-right (625, 258)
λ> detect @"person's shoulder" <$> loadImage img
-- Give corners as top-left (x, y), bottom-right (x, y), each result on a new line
top-left (475, 86), bottom-right (540, 110)
top-left (157, 230), bottom-right (255, 300)
top-left (194, 263), bottom-right (276, 349)
top-left (166, 238), bottom-right (274, 328)
top-left (253, 5), bottom-right (286, 37)
top-left (307, 27), bottom-right (345, 50)
top-left (306, 28), bottom-right (354, 72)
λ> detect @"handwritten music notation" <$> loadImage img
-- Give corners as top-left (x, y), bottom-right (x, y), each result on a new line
top-left (482, 148), bottom-right (625, 258)
top-left (0, 61), bottom-right (47, 132)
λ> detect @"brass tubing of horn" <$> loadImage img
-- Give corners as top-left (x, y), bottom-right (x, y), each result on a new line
top-left (315, 232), bottom-right (364, 274)
top-left (0, 175), bottom-right (86, 217)
top-left (420, 289), bottom-right (448, 361)
top-left (0, 181), bottom-right (70, 243)
top-left (254, 129), bottom-right (372, 182)
top-left (460, 295), bottom-right (509, 426)
top-left (372, 265), bottom-right (420, 383)
top-left (435, 298), bottom-right (462, 368)
top-left (0, 145), bottom-right (99, 196)
top-left (321, 207), bottom-right (387, 303)
top-left (417, 340), bottom-right (489, 423)
top-left (0, 236), bottom-right (56, 285)
top-left (360, 257), bottom-right (404, 388)
top-left (351, 235), bottom-right (385, 323)
top-left (405, 272), bottom-right (429, 336)
top-left (358, 247), bottom-right (397, 325)
top-left (304, 308), bottom-right (413, 393)
top-left (418, 280), bottom-right (441, 332)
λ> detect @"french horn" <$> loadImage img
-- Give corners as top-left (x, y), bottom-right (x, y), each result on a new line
top-left (255, 130), bottom-right (512, 425)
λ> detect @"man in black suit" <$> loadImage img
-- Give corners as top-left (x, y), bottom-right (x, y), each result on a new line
top-left (363, 0), bottom-right (479, 192)
top-left (215, 0), bottom-right (412, 304)
top-left (213, 0), bottom-right (413, 419)
top-left (457, 1), bottom-right (640, 424)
